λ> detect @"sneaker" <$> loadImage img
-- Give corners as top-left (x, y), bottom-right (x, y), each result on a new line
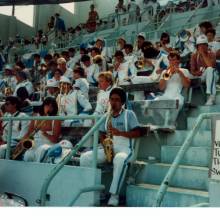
top-left (205, 95), bottom-right (215, 106)
top-left (107, 194), bottom-right (119, 207)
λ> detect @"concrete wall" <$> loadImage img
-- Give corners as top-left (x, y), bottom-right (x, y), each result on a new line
top-left (34, 4), bottom-right (77, 32)
top-left (0, 14), bottom-right (35, 43)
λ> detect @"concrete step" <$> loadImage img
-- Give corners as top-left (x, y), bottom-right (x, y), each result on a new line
top-left (166, 130), bottom-right (211, 147)
top-left (187, 117), bottom-right (211, 131)
top-left (161, 145), bottom-right (211, 167)
top-left (135, 161), bottom-right (209, 190)
top-left (188, 105), bottom-right (220, 117)
top-left (126, 184), bottom-right (209, 207)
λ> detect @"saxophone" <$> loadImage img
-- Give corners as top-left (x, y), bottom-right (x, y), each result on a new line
top-left (12, 120), bottom-right (46, 160)
top-left (102, 109), bottom-right (114, 163)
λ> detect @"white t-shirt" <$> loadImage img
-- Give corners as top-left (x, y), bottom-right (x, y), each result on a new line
top-left (160, 68), bottom-right (191, 99)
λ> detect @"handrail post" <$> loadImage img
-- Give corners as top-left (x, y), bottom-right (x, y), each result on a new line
top-left (5, 118), bottom-right (12, 159)
top-left (154, 113), bottom-right (206, 207)
top-left (92, 117), bottom-right (99, 169)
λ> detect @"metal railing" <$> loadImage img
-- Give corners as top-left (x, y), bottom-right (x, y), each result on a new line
top-left (1, 114), bottom-right (106, 206)
top-left (153, 112), bottom-right (220, 207)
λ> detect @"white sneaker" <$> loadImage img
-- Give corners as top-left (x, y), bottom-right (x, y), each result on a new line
top-left (107, 194), bottom-right (119, 206)
top-left (205, 95), bottom-right (215, 106)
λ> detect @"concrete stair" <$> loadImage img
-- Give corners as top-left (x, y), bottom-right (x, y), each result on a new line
top-left (135, 161), bottom-right (209, 191)
top-left (161, 145), bottom-right (211, 167)
top-left (126, 184), bottom-right (209, 207)
top-left (125, 79), bottom-right (220, 207)
top-left (166, 130), bottom-right (211, 147)
top-left (187, 117), bottom-right (211, 131)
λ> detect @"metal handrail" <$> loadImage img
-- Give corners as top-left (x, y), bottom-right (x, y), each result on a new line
top-left (1, 114), bottom-right (106, 206)
top-left (153, 112), bottom-right (220, 207)
top-left (69, 185), bottom-right (105, 206)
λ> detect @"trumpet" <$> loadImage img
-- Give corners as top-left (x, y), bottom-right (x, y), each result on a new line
top-left (135, 57), bottom-right (145, 70)
top-left (162, 68), bottom-right (173, 81)
top-left (4, 87), bottom-right (13, 97)
top-left (12, 120), bottom-right (46, 160)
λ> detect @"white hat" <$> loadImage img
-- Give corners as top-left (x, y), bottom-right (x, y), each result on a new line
top-left (46, 79), bottom-right (59, 88)
top-left (96, 37), bottom-right (104, 42)
top-left (196, 35), bottom-right (208, 45)
top-left (138, 32), bottom-right (146, 39)
top-left (57, 57), bottom-right (66, 64)
top-left (4, 64), bottom-right (13, 70)
top-left (59, 140), bottom-right (73, 149)
top-left (60, 76), bottom-right (71, 84)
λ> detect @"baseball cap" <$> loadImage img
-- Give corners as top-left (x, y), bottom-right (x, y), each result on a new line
top-left (4, 64), bottom-right (13, 71)
top-left (138, 32), bottom-right (146, 39)
top-left (196, 35), bottom-right (208, 45)
top-left (60, 76), bottom-right (71, 84)
top-left (96, 37), bottom-right (104, 42)
top-left (46, 79), bottom-right (59, 88)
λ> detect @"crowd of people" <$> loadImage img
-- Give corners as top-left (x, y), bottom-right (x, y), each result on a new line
top-left (0, 1), bottom-right (220, 206)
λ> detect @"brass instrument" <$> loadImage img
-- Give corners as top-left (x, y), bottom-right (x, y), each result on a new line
top-left (12, 120), bottom-right (46, 160)
top-left (162, 68), bottom-right (173, 81)
top-left (135, 57), bottom-right (145, 70)
top-left (4, 87), bottom-right (13, 97)
top-left (102, 109), bottom-right (114, 163)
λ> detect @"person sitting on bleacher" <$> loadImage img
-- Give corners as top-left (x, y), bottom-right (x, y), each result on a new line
top-left (0, 96), bottom-right (29, 159)
top-left (190, 35), bottom-right (217, 105)
top-left (81, 54), bottom-right (100, 87)
top-left (134, 32), bottom-right (146, 58)
top-left (73, 67), bottom-right (89, 98)
top-left (116, 37), bottom-right (126, 55)
top-left (80, 87), bottom-right (142, 206)
top-left (45, 79), bottom-right (59, 98)
top-left (94, 72), bottom-right (114, 115)
top-left (155, 51), bottom-right (191, 125)
top-left (53, 68), bottom-right (63, 82)
top-left (124, 44), bottom-right (137, 63)
top-left (206, 28), bottom-right (220, 73)
top-left (56, 76), bottom-right (92, 127)
top-left (0, 64), bottom-right (16, 96)
top-left (90, 47), bottom-right (107, 72)
top-left (57, 57), bottom-right (73, 82)
top-left (67, 48), bottom-right (77, 70)
top-left (94, 37), bottom-right (112, 63)
top-left (23, 97), bottom-right (61, 162)
top-left (13, 71), bottom-right (34, 98)
top-left (113, 50), bottom-right (136, 85)
top-left (159, 32), bottom-right (173, 55)
top-left (131, 44), bottom-right (169, 84)
top-left (16, 87), bottom-right (33, 116)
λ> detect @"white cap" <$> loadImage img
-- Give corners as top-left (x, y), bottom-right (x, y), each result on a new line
top-left (59, 140), bottom-right (73, 149)
top-left (46, 79), bottom-right (59, 88)
top-left (4, 64), bottom-right (13, 70)
top-left (138, 32), bottom-right (146, 39)
top-left (60, 76), bottom-right (71, 84)
top-left (96, 37), bottom-right (104, 42)
top-left (196, 35), bottom-right (208, 45)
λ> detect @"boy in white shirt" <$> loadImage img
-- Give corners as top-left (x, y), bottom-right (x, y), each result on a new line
top-left (73, 66), bottom-right (89, 98)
